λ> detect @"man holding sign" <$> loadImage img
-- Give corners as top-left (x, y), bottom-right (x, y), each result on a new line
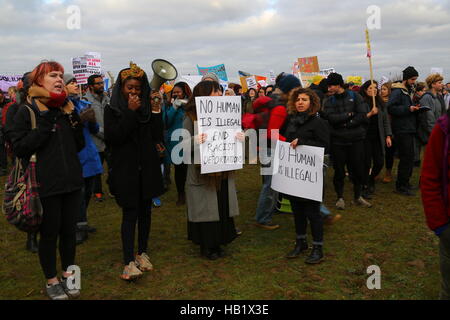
top-left (272, 88), bottom-right (329, 264)
top-left (182, 81), bottom-right (243, 260)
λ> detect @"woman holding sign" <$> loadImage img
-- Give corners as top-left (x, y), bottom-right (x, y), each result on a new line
top-left (183, 81), bottom-right (241, 260)
top-left (280, 88), bottom-right (330, 264)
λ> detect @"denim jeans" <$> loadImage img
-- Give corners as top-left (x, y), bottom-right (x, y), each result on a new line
top-left (255, 147), bottom-right (278, 224)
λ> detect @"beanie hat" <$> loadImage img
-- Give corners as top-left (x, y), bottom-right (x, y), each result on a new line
top-left (201, 72), bottom-right (219, 83)
top-left (402, 66), bottom-right (419, 81)
top-left (278, 74), bottom-right (301, 94)
top-left (63, 74), bottom-right (76, 85)
top-left (327, 73), bottom-right (344, 87)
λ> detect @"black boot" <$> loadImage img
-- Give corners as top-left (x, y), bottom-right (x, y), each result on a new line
top-left (368, 178), bottom-right (376, 195)
top-left (201, 246), bottom-right (219, 260)
top-left (305, 245), bottom-right (324, 264)
top-left (362, 186), bottom-right (372, 200)
top-left (286, 238), bottom-right (308, 259)
top-left (26, 232), bottom-right (38, 253)
top-left (76, 230), bottom-right (88, 245)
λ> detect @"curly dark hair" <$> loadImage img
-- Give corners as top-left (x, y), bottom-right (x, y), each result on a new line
top-left (287, 88), bottom-right (321, 115)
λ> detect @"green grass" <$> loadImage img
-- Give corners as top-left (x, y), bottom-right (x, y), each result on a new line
top-left (0, 162), bottom-right (440, 300)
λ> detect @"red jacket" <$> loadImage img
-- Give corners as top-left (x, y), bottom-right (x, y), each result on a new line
top-left (421, 116), bottom-right (450, 233)
top-left (252, 96), bottom-right (287, 141)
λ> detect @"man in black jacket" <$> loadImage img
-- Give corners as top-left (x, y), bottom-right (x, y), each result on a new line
top-left (323, 73), bottom-right (372, 209)
top-left (387, 66), bottom-right (420, 196)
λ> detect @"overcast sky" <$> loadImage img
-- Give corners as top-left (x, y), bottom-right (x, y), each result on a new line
top-left (1, 0), bottom-right (449, 84)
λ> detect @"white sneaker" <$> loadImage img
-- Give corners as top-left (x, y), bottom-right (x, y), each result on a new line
top-left (120, 261), bottom-right (143, 281)
top-left (354, 197), bottom-right (372, 208)
top-left (336, 198), bottom-right (345, 210)
top-left (135, 253), bottom-right (154, 272)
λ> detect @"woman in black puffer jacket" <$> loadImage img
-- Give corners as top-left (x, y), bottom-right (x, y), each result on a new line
top-left (280, 88), bottom-right (330, 264)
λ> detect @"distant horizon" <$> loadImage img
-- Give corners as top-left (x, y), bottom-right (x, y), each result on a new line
top-left (1, 0), bottom-right (449, 83)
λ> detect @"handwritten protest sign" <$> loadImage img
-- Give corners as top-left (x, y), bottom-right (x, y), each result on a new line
top-left (0, 75), bottom-right (21, 93)
top-left (271, 141), bottom-right (324, 202)
top-left (72, 56), bottom-right (88, 84)
top-left (298, 56), bottom-right (320, 73)
top-left (346, 76), bottom-right (363, 86)
top-left (197, 64), bottom-right (228, 81)
top-left (195, 96), bottom-right (243, 174)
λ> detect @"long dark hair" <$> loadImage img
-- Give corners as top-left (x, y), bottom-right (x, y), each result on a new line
top-left (184, 81), bottom-right (221, 121)
top-left (360, 80), bottom-right (385, 110)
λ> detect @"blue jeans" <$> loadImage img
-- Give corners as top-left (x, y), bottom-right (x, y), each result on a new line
top-left (255, 146), bottom-right (278, 224)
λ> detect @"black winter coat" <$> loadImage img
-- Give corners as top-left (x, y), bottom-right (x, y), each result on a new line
top-left (104, 106), bottom-right (165, 208)
top-left (281, 113), bottom-right (330, 153)
top-left (387, 84), bottom-right (417, 135)
top-left (322, 90), bottom-right (369, 145)
top-left (11, 102), bottom-right (85, 198)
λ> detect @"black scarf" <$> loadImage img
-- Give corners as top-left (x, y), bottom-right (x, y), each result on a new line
top-left (110, 68), bottom-right (152, 123)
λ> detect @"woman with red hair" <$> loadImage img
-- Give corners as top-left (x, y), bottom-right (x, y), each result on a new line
top-left (11, 61), bottom-right (85, 300)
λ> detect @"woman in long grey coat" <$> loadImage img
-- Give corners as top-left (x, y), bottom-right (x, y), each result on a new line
top-left (182, 81), bottom-right (240, 260)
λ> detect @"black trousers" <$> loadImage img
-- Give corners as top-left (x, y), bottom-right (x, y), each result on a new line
top-left (0, 136), bottom-right (7, 170)
top-left (385, 137), bottom-right (396, 170)
top-left (290, 199), bottom-right (323, 244)
top-left (174, 163), bottom-right (187, 194)
top-left (121, 198), bottom-right (152, 265)
top-left (363, 136), bottom-right (384, 186)
top-left (331, 141), bottom-right (365, 199)
top-left (39, 190), bottom-right (82, 279)
top-left (78, 176), bottom-right (95, 225)
top-left (93, 150), bottom-right (111, 195)
top-left (395, 133), bottom-right (415, 189)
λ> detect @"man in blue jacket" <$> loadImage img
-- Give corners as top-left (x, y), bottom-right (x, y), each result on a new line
top-left (387, 66), bottom-right (420, 196)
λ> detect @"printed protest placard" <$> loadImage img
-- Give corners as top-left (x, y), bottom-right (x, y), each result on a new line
top-left (195, 96), bottom-right (244, 174)
top-left (246, 76), bottom-right (258, 89)
top-left (72, 56), bottom-right (88, 84)
top-left (271, 141), bottom-right (324, 202)
top-left (85, 52), bottom-right (102, 76)
top-left (0, 75), bottom-right (22, 93)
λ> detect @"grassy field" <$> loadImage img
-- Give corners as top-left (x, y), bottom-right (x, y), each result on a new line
top-left (0, 162), bottom-right (441, 300)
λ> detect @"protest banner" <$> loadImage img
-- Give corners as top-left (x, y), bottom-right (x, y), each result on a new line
top-left (197, 64), bottom-right (228, 81)
top-left (178, 75), bottom-right (228, 94)
top-left (271, 141), bottom-right (324, 202)
top-left (0, 75), bottom-right (21, 93)
top-left (72, 56), bottom-right (88, 85)
top-left (195, 96), bottom-right (243, 174)
top-left (346, 76), bottom-right (363, 86)
top-left (298, 56), bottom-right (320, 73)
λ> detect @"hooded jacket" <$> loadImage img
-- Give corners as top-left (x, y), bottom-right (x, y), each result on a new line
top-left (421, 114), bottom-right (450, 235)
top-left (387, 82), bottom-right (417, 135)
top-left (104, 69), bottom-right (164, 208)
top-left (417, 91), bottom-right (446, 144)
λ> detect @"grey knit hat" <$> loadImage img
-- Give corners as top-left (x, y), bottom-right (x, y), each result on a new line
top-left (63, 74), bottom-right (76, 85)
top-left (201, 72), bottom-right (219, 83)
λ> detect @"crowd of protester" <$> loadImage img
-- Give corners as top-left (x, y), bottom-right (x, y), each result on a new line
top-left (2, 60), bottom-right (450, 300)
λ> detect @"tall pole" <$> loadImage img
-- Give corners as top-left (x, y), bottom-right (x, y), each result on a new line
top-left (365, 29), bottom-right (377, 110)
